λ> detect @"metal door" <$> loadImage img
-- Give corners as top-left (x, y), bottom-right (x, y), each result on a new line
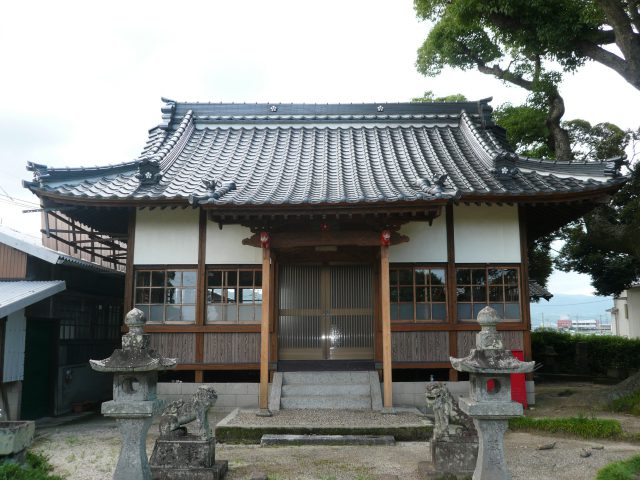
top-left (278, 265), bottom-right (374, 361)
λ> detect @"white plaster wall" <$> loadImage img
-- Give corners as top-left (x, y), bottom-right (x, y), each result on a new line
top-left (628, 287), bottom-right (640, 339)
top-left (4, 310), bottom-right (26, 383)
top-left (389, 215), bottom-right (447, 263)
top-left (453, 205), bottom-right (520, 263)
top-left (205, 224), bottom-right (262, 264)
top-left (134, 208), bottom-right (199, 264)
top-left (612, 295), bottom-right (629, 337)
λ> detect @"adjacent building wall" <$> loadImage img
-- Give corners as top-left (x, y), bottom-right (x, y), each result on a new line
top-left (134, 208), bottom-right (199, 264)
top-left (453, 204), bottom-right (520, 263)
top-left (613, 287), bottom-right (640, 338)
top-left (4, 310), bottom-right (26, 383)
top-left (0, 244), bottom-right (27, 278)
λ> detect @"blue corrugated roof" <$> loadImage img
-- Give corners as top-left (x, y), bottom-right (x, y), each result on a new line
top-left (0, 280), bottom-right (65, 318)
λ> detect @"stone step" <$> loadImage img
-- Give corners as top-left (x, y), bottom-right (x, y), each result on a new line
top-left (280, 395), bottom-right (372, 410)
top-left (260, 434), bottom-right (395, 446)
top-left (281, 383), bottom-right (371, 397)
top-left (282, 371), bottom-right (370, 385)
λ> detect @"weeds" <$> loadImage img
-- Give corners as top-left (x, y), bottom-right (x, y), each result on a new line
top-left (0, 451), bottom-right (63, 480)
top-left (595, 454), bottom-right (640, 480)
top-left (508, 416), bottom-right (623, 439)
top-left (609, 391), bottom-right (640, 416)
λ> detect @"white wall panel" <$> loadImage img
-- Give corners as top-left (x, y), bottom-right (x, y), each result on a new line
top-left (206, 224), bottom-right (261, 264)
top-left (134, 208), bottom-right (199, 264)
top-left (389, 215), bottom-right (448, 263)
top-left (453, 205), bottom-right (520, 263)
top-left (628, 287), bottom-right (640, 339)
top-left (3, 310), bottom-right (26, 382)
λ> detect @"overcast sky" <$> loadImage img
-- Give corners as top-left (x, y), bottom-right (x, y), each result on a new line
top-left (1, 0), bottom-right (638, 296)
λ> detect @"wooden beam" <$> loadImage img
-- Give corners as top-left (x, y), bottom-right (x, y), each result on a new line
top-left (242, 230), bottom-right (409, 249)
top-left (259, 245), bottom-right (271, 411)
top-left (380, 244), bottom-right (393, 409)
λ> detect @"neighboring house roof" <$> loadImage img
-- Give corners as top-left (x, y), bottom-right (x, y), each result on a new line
top-left (0, 280), bottom-right (65, 317)
top-left (24, 100), bottom-right (626, 209)
top-left (0, 225), bottom-right (123, 275)
top-left (529, 280), bottom-right (553, 301)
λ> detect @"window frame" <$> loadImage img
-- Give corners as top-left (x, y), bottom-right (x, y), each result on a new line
top-left (205, 266), bottom-right (263, 324)
top-left (455, 264), bottom-right (522, 323)
top-left (133, 267), bottom-right (198, 324)
top-left (389, 263), bottom-right (448, 323)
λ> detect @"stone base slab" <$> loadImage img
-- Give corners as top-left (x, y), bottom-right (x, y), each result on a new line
top-left (149, 435), bottom-right (220, 470)
top-left (150, 460), bottom-right (228, 480)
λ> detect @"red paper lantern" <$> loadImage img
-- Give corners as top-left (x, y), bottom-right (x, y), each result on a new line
top-left (260, 231), bottom-right (270, 248)
top-left (380, 230), bottom-right (391, 246)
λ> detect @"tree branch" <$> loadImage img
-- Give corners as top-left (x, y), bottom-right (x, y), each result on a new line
top-left (475, 61), bottom-right (535, 90)
top-left (628, 0), bottom-right (640, 33)
top-left (576, 39), bottom-right (640, 89)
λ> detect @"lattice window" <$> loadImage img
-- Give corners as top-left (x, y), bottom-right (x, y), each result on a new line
top-left (456, 267), bottom-right (520, 322)
top-left (206, 268), bottom-right (262, 324)
top-left (389, 266), bottom-right (447, 322)
top-left (134, 269), bottom-right (197, 323)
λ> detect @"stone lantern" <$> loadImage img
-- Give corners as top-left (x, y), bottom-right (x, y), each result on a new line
top-left (450, 306), bottom-right (535, 480)
top-left (90, 308), bottom-right (177, 480)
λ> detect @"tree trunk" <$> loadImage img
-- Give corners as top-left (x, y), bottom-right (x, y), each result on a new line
top-left (546, 91), bottom-right (573, 161)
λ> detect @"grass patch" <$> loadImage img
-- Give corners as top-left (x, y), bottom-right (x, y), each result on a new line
top-left (609, 391), bottom-right (640, 416)
top-left (0, 451), bottom-right (64, 480)
top-left (509, 416), bottom-right (623, 439)
top-left (595, 454), bottom-right (640, 480)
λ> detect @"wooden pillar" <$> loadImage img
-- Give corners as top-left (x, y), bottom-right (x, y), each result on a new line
top-left (380, 243), bottom-right (393, 408)
top-left (259, 240), bottom-right (271, 411)
top-left (194, 209), bottom-right (207, 383)
top-left (123, 209), bottom-right (136, 313)
top-left (445, 204), bottom-right (458, 381)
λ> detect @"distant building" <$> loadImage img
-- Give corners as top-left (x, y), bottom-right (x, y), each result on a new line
top-left (573, 319), bottom-right (598, 332)
top-left (557, 318), bottom-right (572, 330)
top-left (610, 285), bottom-right (640, 338)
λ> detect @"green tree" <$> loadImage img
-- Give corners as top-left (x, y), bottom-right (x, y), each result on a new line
top-left (414, 0), bottom-right (640, 90)
top-left (556, 159), bottom-right (640, 296)
top-left (414, 0), bottom-right (640, 160)
top-left (412, 90), bottom-right (468, 102)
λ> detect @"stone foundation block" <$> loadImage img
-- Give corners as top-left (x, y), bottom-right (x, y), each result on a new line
top-left (150, 435), bottom-right (227, 479)
top-left (419, 438), bottom-right (478, 480)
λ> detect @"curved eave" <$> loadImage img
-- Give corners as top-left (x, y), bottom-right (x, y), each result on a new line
top-left (30, 177), bottom-right (624, 211)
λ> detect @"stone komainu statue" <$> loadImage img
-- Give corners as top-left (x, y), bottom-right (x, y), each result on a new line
top-left (425, 382), bottom-right (476, 439)
top-left (159, 385), bottom-right (218, 439)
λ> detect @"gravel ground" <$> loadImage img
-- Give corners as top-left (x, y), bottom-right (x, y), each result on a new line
top-left (29, 409), bottom-right (640, 480)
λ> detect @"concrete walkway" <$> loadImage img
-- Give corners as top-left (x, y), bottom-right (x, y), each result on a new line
top-left (215, 408), bottom-right (433, 443)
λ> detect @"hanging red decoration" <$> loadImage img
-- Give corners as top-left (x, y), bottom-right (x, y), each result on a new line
top-left (260, 231), bottom-right (270, 248)
top-left (380, 230), bottom-right (391, 246)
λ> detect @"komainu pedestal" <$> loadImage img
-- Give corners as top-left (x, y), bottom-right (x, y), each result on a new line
top-left (419, 382), bottom-right (478, 480)
top-left (149, 385), bottom-right (227, 480)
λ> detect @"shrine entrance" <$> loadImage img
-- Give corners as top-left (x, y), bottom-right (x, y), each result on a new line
top-left (278, 264), bottom-right (374, 362)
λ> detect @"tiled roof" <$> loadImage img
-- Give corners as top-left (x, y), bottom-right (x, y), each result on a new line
top-left (24, 100), bottom-right (626, 208)
top-left (529, 280), bottom-right (553, 301)
top-left (0, 280), bottom-right (65, 317)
